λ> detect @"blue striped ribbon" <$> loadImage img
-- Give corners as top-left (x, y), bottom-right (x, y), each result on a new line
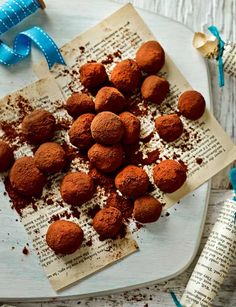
top-left (0, 0), bottom-right (65, 68)
top-left (208, 25), bottom-right (225, 87)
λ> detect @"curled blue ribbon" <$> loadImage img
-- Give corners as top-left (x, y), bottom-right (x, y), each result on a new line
top-left (229, 167), bottom-right (236, 224)
top-left (208, 25), bottom-right (225, 87)
top-left (0, 0), bottom-right (65, 69)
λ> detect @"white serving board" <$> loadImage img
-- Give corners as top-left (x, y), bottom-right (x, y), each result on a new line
top-left (0, 0), bottom-right (211, 301)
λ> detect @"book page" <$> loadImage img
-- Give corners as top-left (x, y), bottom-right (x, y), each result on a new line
top-left (181, 199), bottom-right (236, 306)
top-left (34, 3), bottom-right (236, 209)
top-left (0, 78), bottom-right (138, 291)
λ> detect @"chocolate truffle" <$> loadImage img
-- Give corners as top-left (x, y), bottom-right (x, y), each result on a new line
top-left (133, 195), bottom-right (162, 223)
top-left (91, 111), bottom-right (124, 145)
top-left (46, 220), bottom-right (84, 254)
top-left (155, 114), bottom-right (183, 142)
top-left (110, 59), bottom-right (142, 95)
top-left (88, 143), bottom-right (124, 173)
top-left (21, 109), bottom-right (56, 144)
top-left (95, 87), bottom-right (126, 113)
top-left (141, 75), bottom-right (169, 104)
top-left (136, 40), bottom-right (165, 74)
top-left (68, 113), bottom-right (95, 150)
top-left (79, 62), bottom-right (108, 89)
top-left (106, 192), bottom-right (133, 219)
top-left (119, 112), bottom-right (140, 144)
top-left (9, 157), bottom-right (46, 196)
top-left (93, 207), bottom-right (123, 238)
top-left (60, 172), bottom-right (95, 206)
top-left (153, 159), bottom-right (187, 193)
top-left (178, 90), bottom-right (206, 120)
top-left (115, 165), bottom-right (149, 198)
top-left (66, 92), bottom-right (94, 118)
top-left (34, 142), bottom-right (66, 174)
top-left (0, 141), bottom-right (14, 172)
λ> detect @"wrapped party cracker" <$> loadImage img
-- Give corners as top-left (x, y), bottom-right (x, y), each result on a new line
top-left (180, 169), bottom-right (236, 306)
top-left (193, 26), bottom-right (236, 86)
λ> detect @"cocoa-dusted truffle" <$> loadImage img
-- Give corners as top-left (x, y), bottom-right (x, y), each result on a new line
top-left (106, 192), bottom-right (133, 219)
top-left (136, 40), bottom-right (165, 74)
top-left (153, 159), bottom-right (187, 193)
top-left (119, 112), bottom-right (140, 144)
top-left (9, 157), bottom-right (46, 196)
top-left (91, 111), bottom-right (124, 145)
top-left (133, 195), bottom-right (162, 223)
top-left (21, 109), bottom-right (56, 144)
top-left (46, 220), bottom-right (84, 254)
top-left (93, 207), bottom-right (123, 238)
top-left (141, 75), bottom-right (169, 104)
top-left (68, 113), bottom-right (95, 150)
top-left (34, 142), bottom-right (66, 174)
top-left (110, 59), bottom-right (141, 95)
top-left (60, 172), bottom-right (95, 206)
top-left (88, 143), bottom-right (124, 173)
top-left (0, 141), bottom-right (14, 172)
top-left (66, 92), bottom-right (94, 118)
top-left (178, 90), bottom-right (206, 120)
top-left (95, 87), bottom-right (126, 114)
top-left (79, 62), bottom-right (108, 89)
top-left (155, 114), bottom-right (183, 142)
top-left (115, 165), bottom-right (149, 198)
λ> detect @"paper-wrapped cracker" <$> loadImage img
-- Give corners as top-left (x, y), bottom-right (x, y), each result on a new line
top-left (193, 31), bottom-right (236, 78)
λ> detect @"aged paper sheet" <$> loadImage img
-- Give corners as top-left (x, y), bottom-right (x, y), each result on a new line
top-left (34, 4), bottom-right (236, 208)
top-left (0, 78), bottom-right (138, 291)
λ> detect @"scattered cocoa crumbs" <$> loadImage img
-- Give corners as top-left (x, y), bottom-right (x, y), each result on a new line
top-left (49, 214), bottom-right (60, 223)
top-left (196, 158), bottom-right (203, 165)
top-left (46, 198), bottom-right (53, 205)
top-left (79, 46), bottom-right (85, 53)
top-left (86, 237), bottom-right (93, 247)
top-left (165, 212), bottom-right (170, 217)
top-left (22, 246), bottom-right (29, 255)
top-left (87, 204), bottom-right (101, 219)
top-left (140, 132), bottom-right (154, 143)
top-left (4, 177), bottom-right (33, 216)
top-left (56, 119), bottom-right (71, 130)
top-left (113, 50), bottom-right (122, 58)
top-left (70, 206), bottom-right (81, 219)
top-left (11, 246), bottom-right (15, 250)
top-left (101, 54), bottom-right (113, 65)
top-left (32, 203), bottom-right (38, 212)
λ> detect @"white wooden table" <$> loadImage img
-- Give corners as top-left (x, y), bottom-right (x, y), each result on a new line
top-left (2, 0), bottom-right (236, 306)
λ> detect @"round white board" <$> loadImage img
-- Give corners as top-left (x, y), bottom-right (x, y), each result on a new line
top-left (0, 0), bottom-right (211, 301)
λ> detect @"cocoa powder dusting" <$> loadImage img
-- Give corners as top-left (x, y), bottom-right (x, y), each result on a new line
top-left (4, 177), bottom-right (33, 216)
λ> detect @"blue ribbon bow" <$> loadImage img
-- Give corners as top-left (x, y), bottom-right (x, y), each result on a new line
top-left (0, 0), bottom-right (65, 69)
top-left (208, 25), bottom-right (225, 87)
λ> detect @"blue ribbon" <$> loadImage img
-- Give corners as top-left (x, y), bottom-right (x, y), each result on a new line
top-left (208, 25), bottom-right (225, 87)
top-left (0, 0), bottom-right (65, 69)
top-left (170, 291), bottom-right (182, 307)
top-left (229, 167), bottom-right (236, 224)
top-left (0, 26), bottom-right (65, 68)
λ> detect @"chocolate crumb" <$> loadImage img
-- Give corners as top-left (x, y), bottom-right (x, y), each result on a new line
top-left (87, 204), bottom-right (101, 219)
top-left (86, 237), bottom-right (93, 247)
top-left (165, 212), bottom-right (170, 217)
top-left (22, 246), bottom-right (29, 255)
top-left (196, 158), bottom-right (203, 165)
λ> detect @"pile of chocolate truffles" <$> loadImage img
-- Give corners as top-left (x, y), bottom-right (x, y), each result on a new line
top-left (0, 40), bottom-right (206, 255)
